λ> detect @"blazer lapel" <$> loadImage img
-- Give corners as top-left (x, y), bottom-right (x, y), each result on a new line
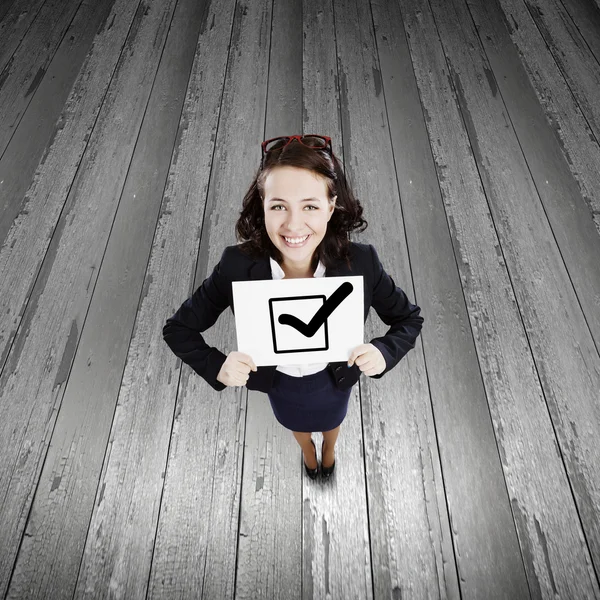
top-left (248, 258), bottom-right (272, 281)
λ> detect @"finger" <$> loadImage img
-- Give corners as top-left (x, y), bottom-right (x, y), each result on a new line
top-left (350, 356), bottom-right (365, 367)
top-left (348, 344), bottom-right (367, 365)
top-left (243, 357), bottom-right (257, 372)
top-left (241, 353), bottom-right (256, 371)
top-left (237, 368), bottom-right (251, 379)
top-left (354, 354), bottom-right (369, 367)
top-left (348, 349), bottom-right (364, 366)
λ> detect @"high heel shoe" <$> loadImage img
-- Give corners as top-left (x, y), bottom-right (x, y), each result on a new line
top-left (304, 438), bottom-right (319, 480)
top-left (321, 439), bottom-right (335, 478)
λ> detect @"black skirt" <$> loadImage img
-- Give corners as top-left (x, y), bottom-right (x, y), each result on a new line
top-left (267, 367), bottom-right (353, 432)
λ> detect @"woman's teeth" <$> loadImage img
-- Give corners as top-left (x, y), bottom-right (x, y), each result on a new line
top-left (282, 234), bottom-right (310, 246)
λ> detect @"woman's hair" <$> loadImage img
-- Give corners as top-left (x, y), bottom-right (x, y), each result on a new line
top-left (234, 138), bottom-right (368, 271)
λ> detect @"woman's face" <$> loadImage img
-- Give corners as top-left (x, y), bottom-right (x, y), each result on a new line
top-left (262, 166), bottom-right (335, 270)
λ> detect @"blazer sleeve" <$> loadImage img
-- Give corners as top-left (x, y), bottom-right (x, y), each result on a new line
top-left (367, 244), bottom-right (424, 379)
top-left (162, 247), bottom-right (231, 392)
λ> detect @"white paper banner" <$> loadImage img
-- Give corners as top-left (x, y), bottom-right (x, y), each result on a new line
top-left (232, 276), bottom-right (364, 366)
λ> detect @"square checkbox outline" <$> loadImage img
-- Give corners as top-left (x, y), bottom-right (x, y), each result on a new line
top-left (269, 294), bottom-right (329, 354)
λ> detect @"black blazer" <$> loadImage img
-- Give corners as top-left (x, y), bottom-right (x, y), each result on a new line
top-left (162, 242), bottom-right (424, 394)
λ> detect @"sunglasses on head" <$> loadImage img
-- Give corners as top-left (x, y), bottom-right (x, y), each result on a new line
top-left (261, 135), bottom-right (332, 169)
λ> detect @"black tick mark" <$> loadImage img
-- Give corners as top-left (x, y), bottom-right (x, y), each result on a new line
top-left (278, 282), bottom-right (353, 337)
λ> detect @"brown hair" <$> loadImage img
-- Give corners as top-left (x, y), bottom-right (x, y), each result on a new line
top-left (234, 138), bottom-right (368, 271)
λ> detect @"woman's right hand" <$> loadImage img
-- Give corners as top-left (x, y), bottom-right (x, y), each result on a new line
top-left (216, 351), bottom-right (257, 387)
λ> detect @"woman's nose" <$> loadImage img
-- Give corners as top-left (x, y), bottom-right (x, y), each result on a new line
top-left (285, 211), bottom-right (306, 228)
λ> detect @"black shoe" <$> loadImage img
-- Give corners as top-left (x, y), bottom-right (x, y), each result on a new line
top-left (304, 438), bottom-right (318, 480)
top-left (321, 439), bottom-right (335, 478)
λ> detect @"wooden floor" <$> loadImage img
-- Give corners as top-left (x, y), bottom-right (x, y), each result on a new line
top-left (1, 0), bottom-right (600, 597)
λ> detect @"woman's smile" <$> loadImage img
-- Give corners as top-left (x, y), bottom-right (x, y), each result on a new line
top-left (281, 233), bottom-right (312, 248)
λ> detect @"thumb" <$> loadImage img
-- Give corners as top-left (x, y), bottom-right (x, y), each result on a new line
top-left (348, 344), bottom-right (367, 366)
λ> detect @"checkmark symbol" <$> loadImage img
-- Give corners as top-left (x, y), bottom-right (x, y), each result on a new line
top-left (278, 282), bottom-right (354, 338)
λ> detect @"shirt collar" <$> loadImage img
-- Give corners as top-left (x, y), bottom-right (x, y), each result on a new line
top-left (270, 256), bottom-right (326, 279)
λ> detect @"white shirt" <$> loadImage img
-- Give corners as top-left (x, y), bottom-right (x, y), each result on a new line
top-left (270, 256), bottom-right (329, 377)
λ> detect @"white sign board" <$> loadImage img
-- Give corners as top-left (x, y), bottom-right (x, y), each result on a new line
top-left (232, 276), bottom-right (364, 366)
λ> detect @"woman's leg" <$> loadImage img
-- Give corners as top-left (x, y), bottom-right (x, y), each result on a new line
top-left (292, 431), bottom-right (317, 469)
top-left (321, 424), bottom-right (341, 468)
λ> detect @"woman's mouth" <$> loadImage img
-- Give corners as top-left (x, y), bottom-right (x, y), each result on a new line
top-left (281, 234), bottom-right (311, 248)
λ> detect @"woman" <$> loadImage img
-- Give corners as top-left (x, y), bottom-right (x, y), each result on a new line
top-left (163, 135), bottom-right (424, 480)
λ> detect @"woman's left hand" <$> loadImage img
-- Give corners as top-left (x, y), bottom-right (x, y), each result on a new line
top-left (347, 343), bottom-right (386, 376)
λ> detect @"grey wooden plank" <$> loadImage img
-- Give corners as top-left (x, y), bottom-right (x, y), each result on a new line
top-left (557, 0), bottom-right (600, 67)
top-left (364, 11), bottom-right (466, 598)
top-left (0, 0), bottom-right (18, 24)
top-left (374, 0), bottom-right (526, 596)
top-left (471, 0), bottom-right (600, 573)
top-left (0, 0), bottom-right (142, 371)
top-left (0, 0), bottom-right (85, 157)
top-left (0, 0), bottom-right (116, 254)
top-left (70, 0), bottom-right (243, 598)
top-left (0, 0), bottom-right (175, 595)
top-left (489, 0), bottom-right (600, 237)
top-left (6, 0), bottom-right (204, 599)
top-left (0, 0), bottom-right (46, 73)
top-left (237, 405), bottom-right (303, 600)
top-left (407, 0), bottom-right (600, 596)
top-left (520, 0), bottom-right (600, 139)
top-left (322, 0), bottom-right (456, 597)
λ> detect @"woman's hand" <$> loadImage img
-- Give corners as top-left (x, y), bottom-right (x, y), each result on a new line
top-left (217, 351), bottom-right (257, 387)
top-left (347, 343), bottom-right (386, 376)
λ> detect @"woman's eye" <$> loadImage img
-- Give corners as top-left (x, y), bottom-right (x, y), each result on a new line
top-left (271, 205), bottom-right (317, 210)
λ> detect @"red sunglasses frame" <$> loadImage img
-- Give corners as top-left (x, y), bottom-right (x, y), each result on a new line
top-left (260, 135), bottom-right (332, 169)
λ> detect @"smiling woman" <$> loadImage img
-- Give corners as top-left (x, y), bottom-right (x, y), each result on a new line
top-left (164, 134), bottom-right (424, 481)
top-left (232, 135), bottom-right (373, 478)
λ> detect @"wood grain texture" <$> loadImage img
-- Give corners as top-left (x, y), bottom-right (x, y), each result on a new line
top-left (520, 0), bottom-right (600, 140)
top-left (68, 0), bottom-right (226, 596)
top-left (555, 0), bottom-right (600, 69)
top-left (0, 0), bottom-right (46, 73)
top-left (375, 0), bottom-right (529, 596)
top-left (0, 0), bottom-right (84, 155)
top-left (1, 0), bottom-right (599, 597)
top-left (405, 0), bottom-right (600, 596)
top-left (484, 0), bottom-right (600, 237)
top-left (0, 0), bottom-right (176, 596)
top-left (329, 0), bottom-right (455, 597)
top-left (0, 0), bottom-right (116, 253)
top-left (6, 0), bottom-right (206, 597)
